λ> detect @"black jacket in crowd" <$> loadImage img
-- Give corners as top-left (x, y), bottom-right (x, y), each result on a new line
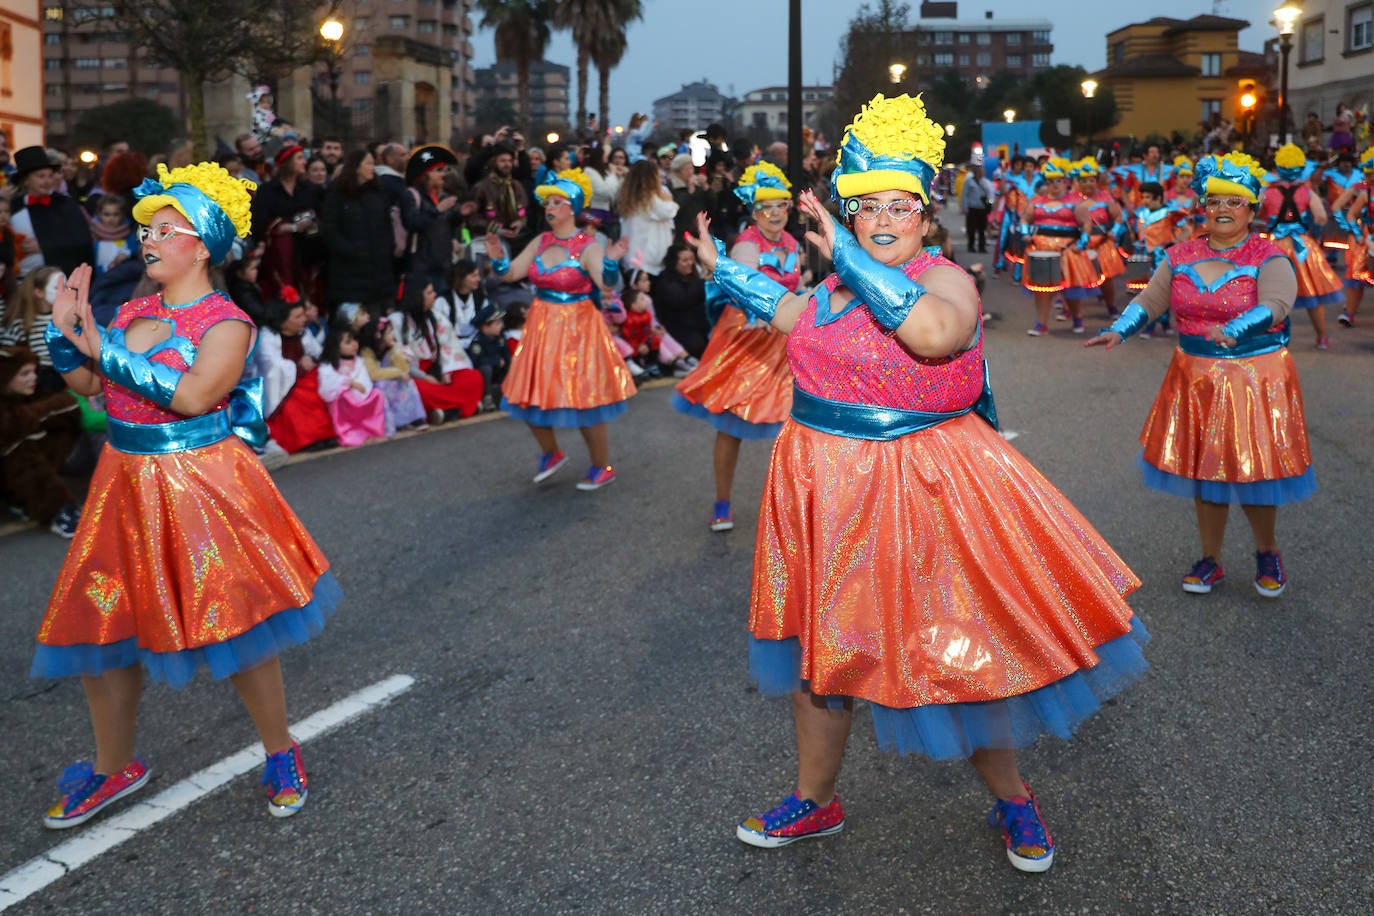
top-left (16, 195), bottom-right (93, 276)
top-left (651, 268), bottom-right (710, 359)
top-left (320, 182), bottom-right (398, 306)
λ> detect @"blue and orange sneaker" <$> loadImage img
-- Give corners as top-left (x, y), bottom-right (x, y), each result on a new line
top-left (262, 741), bottom-right (308, 818)
top-left (736, 792), bottom-right (845, 848)
top-left (987, 785), bottom-right (1055, 873)
top-left (532, 449), bottom-right (568, 483)
top-left (710, 500), bottom-right (733, 532)
top-left (43, 757), bottom-right (150, 830)
top-left (1254, 549), bottom-right (1286, 598)
top-left (576, 465), bottom-right (616, 491)
top-left (1181, 556), bottom-right (1225, 594)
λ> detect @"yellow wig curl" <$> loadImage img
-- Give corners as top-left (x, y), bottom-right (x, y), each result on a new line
top-left (1360, 147), bottom-right (1374, 173)
top-left (737, 162), bottom-right (793, 201)
top-left (1274, 143), bottom-right (1307, 170)
top-left (1040, 157), bottom-right (1073, 179)
top-left (132, 161), bottom-right (255, 238)
top-left (1201, 151), bottom-right (1267, 203)
top-left (1173, 155), bottom-right (1194, 175)
top-left (1074, 157), bottom-right (1101, 177)
top-left (833, 93), bottom-right (946, 200)
top-left (535, 167), bottom-right (593, 208)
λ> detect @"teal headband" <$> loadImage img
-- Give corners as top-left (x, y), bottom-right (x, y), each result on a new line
top-left (132, 178), bottom-right (239, 264)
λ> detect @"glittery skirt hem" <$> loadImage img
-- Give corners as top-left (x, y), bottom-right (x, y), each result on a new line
top-left (670, 391), bottom-right (781, 440)
top-left (1137, 454), bottom-right (1317, 505)
top-left (671, 307), bottom-right (792, 427)
top-left (500, 296), bottom-right (637, 415)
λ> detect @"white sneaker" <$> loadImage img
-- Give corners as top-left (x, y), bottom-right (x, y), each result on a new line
top-left (258, 439), bottom-right (289, 471)
top-left (671, 360), bottom-right (693, 378)
top-left (626, 359), bottom-right (646, 378)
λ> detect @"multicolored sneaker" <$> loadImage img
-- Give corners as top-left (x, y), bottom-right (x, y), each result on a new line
top-left (1338, 311), bottom-right (1354, 327)
top-left (1316, 336), bottom-right (1330, 350)
top-left (1254, 550), bottom-right (1287, 598)
top-left (1026, 322), bottom-right (1048, 337)
top-left (262, 741), bottom-right (308, 818)
top-left (576, 465), bottom-right (616, 491)
top-left (1181, 556), bottom-right (1225, 594)
top-left (43, 757), bottom-right (150, 830)
top-left (736, 792), bottom-right (845, 848)
top-left (1072, 317), bottom-right (1086, 334)
top-left (987, 786), bottom-right (1055, 873)
top-left (710, 500), bottom-right (734, 532)
top-left (532, 449), bottom-right (568, 483)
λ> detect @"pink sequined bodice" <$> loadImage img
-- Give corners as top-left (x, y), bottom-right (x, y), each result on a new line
top-left (1086, 191), bottom-right (1114, 228)
top-left (736, 225), bottom-right (802, 292)
top-left (787, 251), bottom-right (985, 412)
top-left (1031, 195), bottom-right (1077, 230)
top-left (1166, 235), bottom-right (1286, 337)
top-left (529, 231), bottom-right (594, 296)
top-left (105, 291), bottom-right (252, 424)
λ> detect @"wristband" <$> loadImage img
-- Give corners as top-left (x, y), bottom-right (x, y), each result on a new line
top-left (1103, 302), bottom-right (1150, 341)
top-left (100, 338), bottom-right (183, 407)
top-left (831, 222), bottom-right (927, 330)
top-left (601, 257), bottom-right (620, 287)
top-left (1221, 306), bottom-right (1275, 342)
top-left (45, 321), bottom-right (91, 374)
top-left (491, 255), bottom-right (511, 276)
top-left (709, 238), bottom-right (787, 324)
top-left (1075, 230), bottom-right (1091, 251)
top-left (1020, 222), bottom-right (1034, 238)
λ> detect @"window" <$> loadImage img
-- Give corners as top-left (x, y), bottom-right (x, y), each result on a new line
top-left (45, 7), bottom-right (63, 19)
top-left (1350, 5), bottom-right (1373, 52)
top-left (976, 52), bottom-right (991, 66)
top-left (1201, 99), bottom-right (1222, 122)
top-left (418, 20), bottom-right (436, 34)
top-left (45, 33), bottom-right (61, 45)
top-left (934, 52), bottom-right (954, 66)
top-left (45, 58), bottom-right (63, 70)
top-left (932, 31), bottom-right (952, 44)
top-left (1112, 41), bottom-right (1125, 64)
top-left (958, 54), bottom-right (969, 65)
top-left (354, 43), bottom-right (370, 56)
top-left (355, 17), bottom-right (370, 30)
top-left (355, 71), bottom-right (371, 85)
top-left (1032, 30), bottom-right (1050, 43)
top-left (1300, 18), bottom-right (1324, 62)
top-left (1200, 52), bottom-right (1221, 76)
top-left (976, 32), bottom-right (990, 46)
top-left (390, 16), bottom-right (409, 29)
top-left (1007, 54), bottom-right (1023, 67)
top-left (103, 58), bottom-right (126, 68)
top-left (74, 57), bottom-right (100, 68)
top-left (1007, 32), bottom-right (1021, 45)
top-left (958, 33), bottom-right (970, 44)
top-left (1032, 52), bottom-right (1050, 67)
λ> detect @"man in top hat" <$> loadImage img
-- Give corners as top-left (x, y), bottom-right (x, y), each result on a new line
top-left (9, 146), bottom-right (94, 278)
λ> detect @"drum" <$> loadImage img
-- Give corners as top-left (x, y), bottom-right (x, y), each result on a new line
top-left (1027, 250), bottom-right (1063, 290)
top-left (1125, 254), bottom-right (1153, 290)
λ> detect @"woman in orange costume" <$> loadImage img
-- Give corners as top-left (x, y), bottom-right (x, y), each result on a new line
top-left (1330, 147), bottom-right (1374, 326)
top-left (487, 167), bottom-right (635, 490)
top-left (1259, 143), bottom-right (1342, 349)
top-left (32, 162), bottom-right (337, 830)
top-left (672, 161), bottom-right (800, 531)
top-left (1019, 157), bottom-right (1101, 335)
top-left (1071, 157), bottom-right (1126, 317)
top-left (687, 94), bottom-right (1146, 873)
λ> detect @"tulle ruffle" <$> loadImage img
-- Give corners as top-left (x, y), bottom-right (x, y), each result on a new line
top-left (670, 391), bottom-right (782, 440)
top-left (1137, 454), bottom-right (1318, 505)
top-left (1292, 288), bottom-right (1343, 310)
top-left (30, 571), bottom-right (341, 690)
top-left (501, 398), bottom-right (628, 428)
top-left (748, 616), bottom-right (1150, 761)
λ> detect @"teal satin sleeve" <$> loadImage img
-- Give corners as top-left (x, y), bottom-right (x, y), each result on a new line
top-left (830, 221), bottom-right (927, 331)
top-left (1104, 302), bottom-right (1150, 341)
top-left (601, 257), bottom-right (620, 288)
top-left (709, 237), bottom-right (788, 324)
top-left (44, 321), bottom-right (95, 374)
top-left (99, 335), bottom-right (183, 408)
top-left (1221, 306), bottom-right (1274, 342)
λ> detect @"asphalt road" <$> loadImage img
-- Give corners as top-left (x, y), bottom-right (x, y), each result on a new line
top-left (2, 255), bottom-right (1371, 915)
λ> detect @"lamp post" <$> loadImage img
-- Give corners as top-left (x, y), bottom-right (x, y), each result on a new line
top-left (1080, 78), bottom-right (1098, 150)
top-left (319, 18), bottom-right (345, 146)
top-left (1273, 1), bottom-right (1301, 145)
top-left (888, 62), bottom-right (907, 84)
top-left (1003, 108), bottom-right (1016, 124)
top-left (945, 123), bottom-right (955, 138)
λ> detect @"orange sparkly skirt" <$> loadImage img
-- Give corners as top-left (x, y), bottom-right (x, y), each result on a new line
top-left (501, 295), bottom-right (637, 427)
top-left (32, 436), bottom-right (337, 689)
top-left (1271, 234), bottom-right (1343, 308)
top-left (1091, 234), bottom-right (1126, 278)
top-left (748, 413), bottom-right (1140, 711)
top-left (1346, 236), bottom-right (1373, 286)
top-left (1022, 235), bottom-right (1103, 293)
top-left (671, 306), bottom-right (792, 439)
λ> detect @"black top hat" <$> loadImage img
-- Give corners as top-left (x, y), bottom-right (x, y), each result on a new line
top-left (405, 145), bottom-right (458, 185)
top-left (12, 146), bottom-right (56, 184)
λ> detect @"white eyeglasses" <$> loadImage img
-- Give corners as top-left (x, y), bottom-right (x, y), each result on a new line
top-left (846, 198), bottom-right (925, 221)
top-left (138, 223), bottom-right (201, 243)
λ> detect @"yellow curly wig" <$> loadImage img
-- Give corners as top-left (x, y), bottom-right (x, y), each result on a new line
top-left (1274, 143), bottom-right (1307, 170)
top-left (1360, 147), bottom-right (1374, 172)
top-left (1040, 157), bottom-right (1073, 179)
top-left (1173, 155), bottom-right (1194, 175)
top-left (1074, 157), bottom-right (1101, 177)
top-left (737, 162), bottom-right (793, 201)
top-left (834, 93), bottom-right (946, 200)
top-left (1199, 151), bottom-right (1267, 202)
top-left (131, 161), bottom-right (255, 238)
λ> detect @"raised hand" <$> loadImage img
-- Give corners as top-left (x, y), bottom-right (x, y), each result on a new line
top-left (55, 264), bottom-right (100, 361)
top-left (797, 190), bottom-right (837, 261)
top-left (605, 236), bottom-right (630, 262)
top-left (484, 232), bottom-right (505, 261)
top-left (682, 211), bottom-right (718, 275)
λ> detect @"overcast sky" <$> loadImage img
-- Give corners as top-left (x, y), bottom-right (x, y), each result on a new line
top-left (472, 0), bottom-right (1282, 128)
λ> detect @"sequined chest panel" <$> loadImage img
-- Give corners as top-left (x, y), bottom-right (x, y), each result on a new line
top-left (787, 252), bottom-right (985, 412)
top-left (737, 225), bottom-right (802, 293)
top-left (1166, 235), bottom-right (1285, 336)
top-left (1031, 197), bottom-right (1077, 230)
top-left (105, 292), bottom-right (251, 425)
top-left (530, 231), bottom-right (594, 296)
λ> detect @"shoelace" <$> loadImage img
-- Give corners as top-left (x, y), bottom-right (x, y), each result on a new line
top-left (57, 761), bottom-right (105, 809)
top-left (1187, 558), bottom-right (1220, 580)
top-left (261, 749), bottom-right (301, 794)
top-left (759, 794), bottom-right (813, 829)
top-left (993, 798), bottom-right (1050, 853)
top-left (1257, 551), bottom-right (1283, 581)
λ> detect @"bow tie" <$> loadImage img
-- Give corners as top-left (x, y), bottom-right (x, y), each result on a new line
top-left (27, 194), bottom-right (52, 207)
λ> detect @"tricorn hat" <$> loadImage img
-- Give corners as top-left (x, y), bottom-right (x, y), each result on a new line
top-left (405, 145), bottom-right (458, 185)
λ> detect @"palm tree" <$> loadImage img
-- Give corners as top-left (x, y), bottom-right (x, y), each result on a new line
top-left (478, 0), bottom-right (553, 127)
top-left (551, 0), bottom-right (614, 132)
top-left (587, 0), bottom-right (642, 132)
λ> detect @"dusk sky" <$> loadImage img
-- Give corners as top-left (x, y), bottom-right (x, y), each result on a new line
top-left (472, 0), bottom-right (1284, 129)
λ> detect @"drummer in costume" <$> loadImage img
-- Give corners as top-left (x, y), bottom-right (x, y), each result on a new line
top-left (32, 162), bottom-right (339, 828)
top-left (685, 93), bottom-right (1147, 873)
top-left (1165, 156), bottom-right (1202, 231)
top-left (1072, 157), bottom-right (1126, 317)
top-left (1128, 181), bottom-right (1186, 335)
top-left (1330, 147), bottom-right (1374, 326)
top-left (1260, 144), bottom-right (1342, 349)
top-left (992, 156), bottom-right (1037, 276)
top-left (671, 162), bottom-right (800, 531)
top-left (1019, 157), bottom-right (1101, 335)
top-left (1088, 152), bottom-right (1313, 598)
top-left (487, 168), bottom-right (635, 490)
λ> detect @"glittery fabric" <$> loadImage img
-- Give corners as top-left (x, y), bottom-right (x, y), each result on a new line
top-left (748, 413), bottom-right (1140, 708)
top-left (1085, 192), bottom-right (1126, 278)
top-left (1022, 198), bottom-right (1102, 293)
top-left (1165, 236), bottom-right (1285, 337)
top-left (1140, 348), bottom-right (1311, 485)
top-left (787, 252), bottom-right (983, 412)
top-left (502, 231), bottom-right (635, 420)
top-left (1267, 235), bottom-right (1343, 308)
top-left (35, 436), bottom-right (332, 665)
top-left (527, 231), bottom-right (595, 296)
top-left (104, 292), bottom-right (250, 425)
top-left (673, 227), bottom-right (800, 430)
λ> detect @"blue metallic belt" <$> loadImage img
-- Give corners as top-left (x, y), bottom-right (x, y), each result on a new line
top-left (537, 289), bottom-right (593, 304)
top-left (1177, 327), bottom-right (1288, 359)
top-left (790, 385), bottom-right (989, 441)
top-left (1033, 226), bottom-right (1079, 238)
top-left (108, 410), bottom-right (233, 455)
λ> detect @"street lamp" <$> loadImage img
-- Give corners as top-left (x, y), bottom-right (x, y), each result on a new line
top-left (1003, 108), bottom-right (1016, 123)
top-left (319, 17), bottom-right (345, 145)
top-left (888, 63), bottom-right (907, 84)
top-left (945, 124), bottom-right (956, 137)
top-left (546, 131), bottom-right (560, 144)
top-left (1273, 1), bottom-right (1302, 144)
top-left (1081, 78), bottom-right (1098, 147)
top-left (79, 150), bottom-right (98, 165)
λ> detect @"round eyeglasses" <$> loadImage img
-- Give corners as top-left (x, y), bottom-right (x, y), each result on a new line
top-left (845, 197), bottom-right (925, 221)
top-left (1203, 196), bottom-right (1252, 210)
top-left (138, 223), bottom-right (202, 244)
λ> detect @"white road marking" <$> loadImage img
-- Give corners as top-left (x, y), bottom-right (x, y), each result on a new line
top-left (0, 673), bottom-right (416, 912)
top-left (1001, 430), bottom-right (1021, 441)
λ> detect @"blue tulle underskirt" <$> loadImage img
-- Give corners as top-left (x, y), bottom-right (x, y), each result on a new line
top-left (1344, 278), bottom-right (1372, 290)
top-left (30, 571), bottom-right (342, 690)
top-left (1060, 283), bottom-right (1103, 300)
top-left (1293, 289), bottom-right (1343, 309)
top-left (501, 398), bottom-right (628, 428)
top-left (748, 617), bottom-right (1150, 761)
top-left (1136, 454), bottom-right (1318, 505)
top-left (669, 391), bottom-right (781, 440)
